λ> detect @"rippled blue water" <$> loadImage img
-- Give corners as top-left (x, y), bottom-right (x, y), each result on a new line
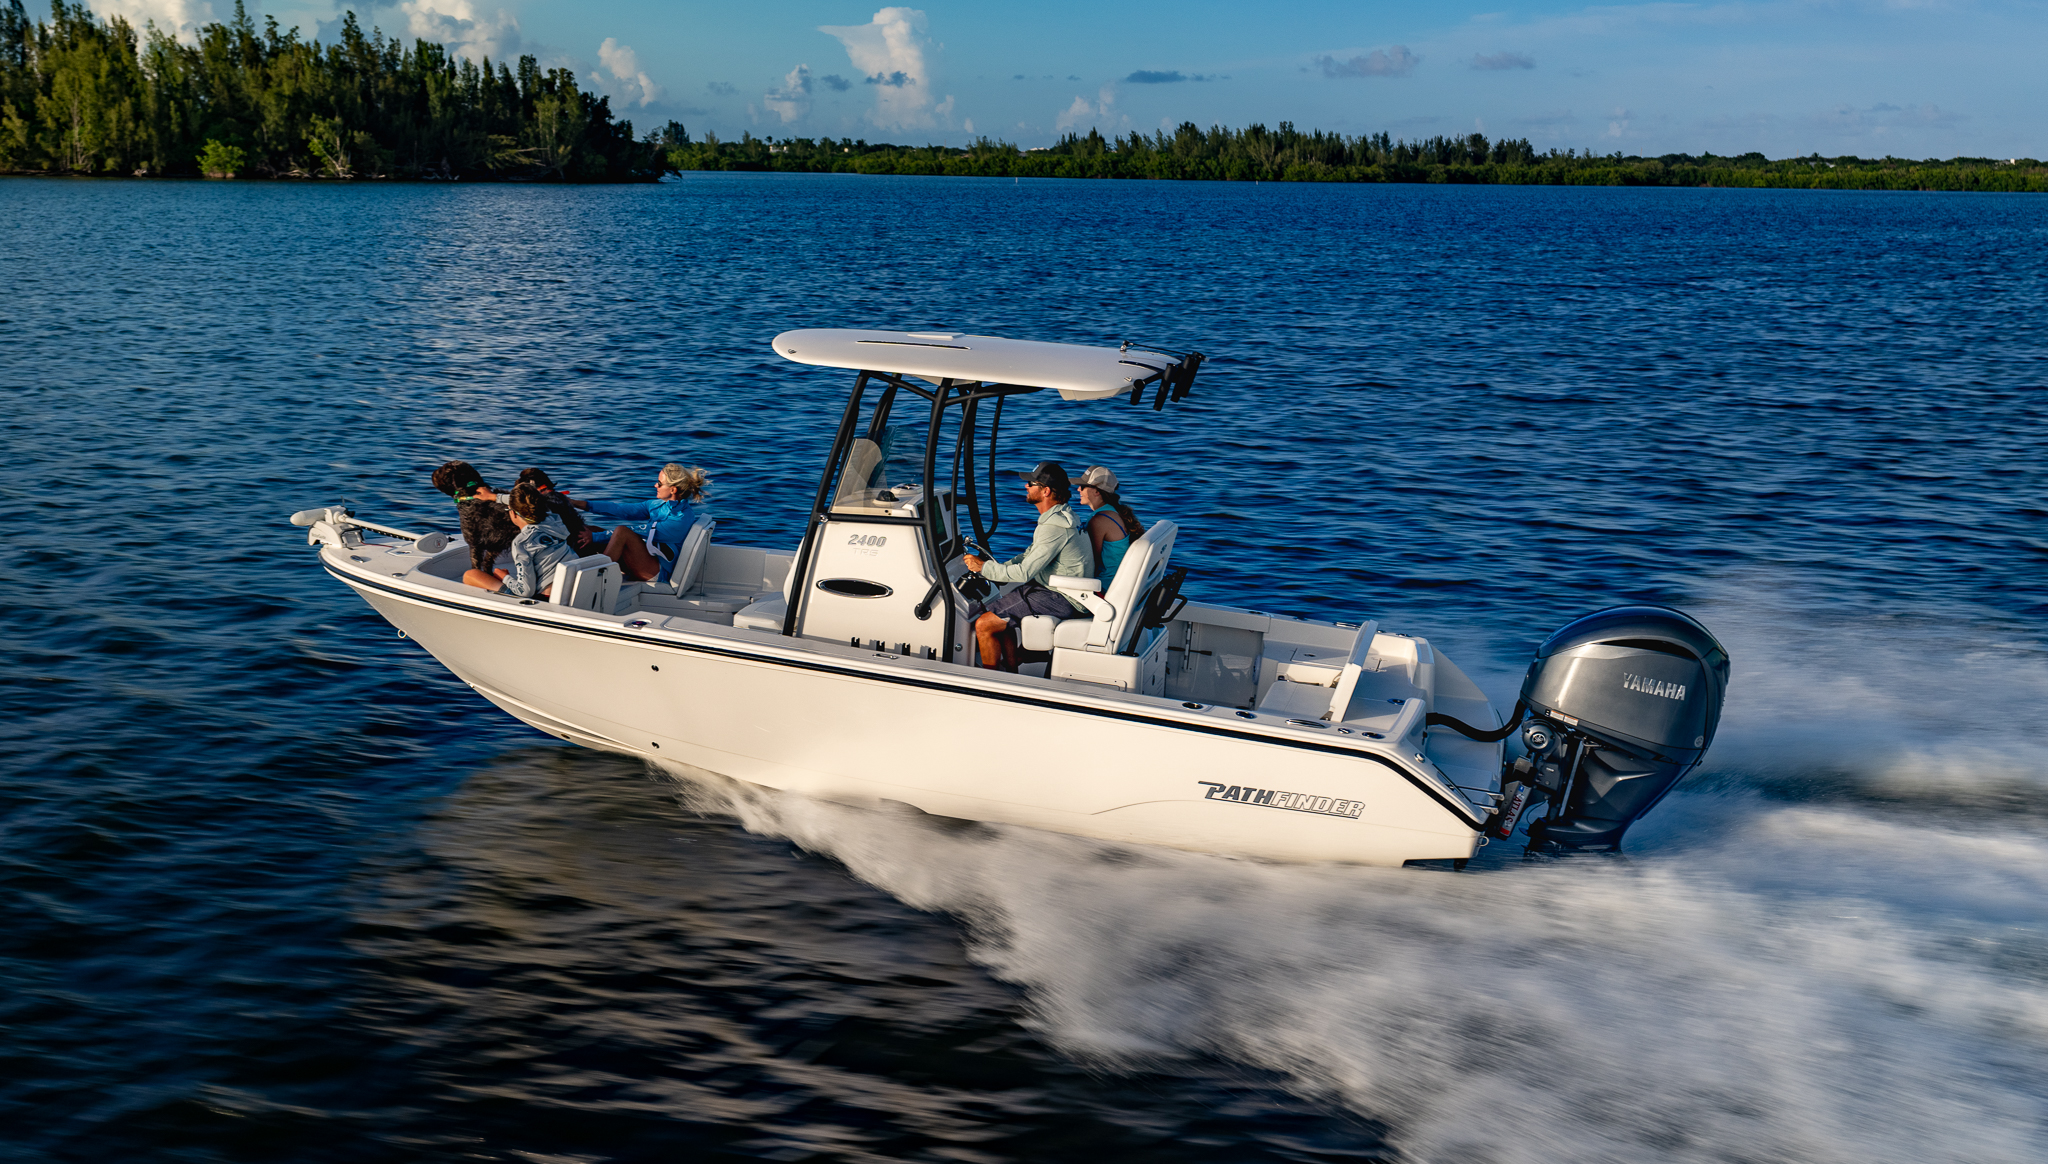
top-left (3, 174), bottom-right (2045, 1163)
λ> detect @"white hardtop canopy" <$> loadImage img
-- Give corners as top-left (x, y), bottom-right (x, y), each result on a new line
top-left (771, 329), bottom-right (1184, 400)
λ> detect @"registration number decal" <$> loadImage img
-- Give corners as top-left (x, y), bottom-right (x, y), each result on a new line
top-left (1197, 781), bottom-right (1363, 819)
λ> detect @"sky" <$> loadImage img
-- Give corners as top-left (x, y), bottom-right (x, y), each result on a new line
top-left (62, 0), bottom-right (2048, 158)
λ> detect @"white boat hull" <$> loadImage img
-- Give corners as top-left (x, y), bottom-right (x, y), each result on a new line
top-left (328, 543), bottom-right (1494, 866)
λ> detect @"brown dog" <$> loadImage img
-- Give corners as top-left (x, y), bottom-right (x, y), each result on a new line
top-left (431, 460), bottom-right (519, 574)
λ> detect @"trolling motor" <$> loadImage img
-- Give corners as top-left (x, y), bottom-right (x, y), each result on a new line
top-left (290, 506), bottom-right (450, 554)
top-left (1481, 606), bottom-right (1730, 853)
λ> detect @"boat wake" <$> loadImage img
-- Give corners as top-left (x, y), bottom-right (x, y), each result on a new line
top-left (1690, 593), bottom-right (2048, 816)
top-left (657, 600), bottom-right (2048, 1163)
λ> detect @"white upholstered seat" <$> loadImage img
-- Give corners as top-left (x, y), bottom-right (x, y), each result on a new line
top-left (1018, 520), bottom-right (1179, 655)
top-left (733, 596), bottom-right (786, 631)
top-left (1254, 619), bottom-right (1381, 721)
top-left (550, 554), bottom-right (620, 613)
top-left (662, 520), bottom-right (756, 614)
top-left (668, 519), bottom-right (715, 596)
top-left (604, 517), bottom-right (710, 618)
top-left (1324, 621), bottom-right (1381, 723)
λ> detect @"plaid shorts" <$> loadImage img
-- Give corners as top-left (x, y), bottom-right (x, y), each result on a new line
top-left (976, 581), bottom-right (1082, 626)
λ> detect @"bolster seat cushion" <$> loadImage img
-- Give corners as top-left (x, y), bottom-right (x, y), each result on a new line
top-left (1051, 617), bottom-right (1094, 651)
top-left (1021, 615), bottom-right (1097, 652)
top-left (1019, 614), bottom-right (1059, 652)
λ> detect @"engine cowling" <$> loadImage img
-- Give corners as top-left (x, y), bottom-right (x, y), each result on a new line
top-left (1508, 605), bottom-right (1729, 851)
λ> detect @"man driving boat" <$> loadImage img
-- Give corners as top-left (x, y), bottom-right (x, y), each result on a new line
top-left (960, 460), bottom-right (1093, 671)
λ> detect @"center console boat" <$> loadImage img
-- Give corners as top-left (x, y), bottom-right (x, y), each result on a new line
top-left (295, 330), bottom-right (1728, 866)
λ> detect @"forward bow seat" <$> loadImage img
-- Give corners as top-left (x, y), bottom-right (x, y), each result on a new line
top-left (620, 519), bottom-right (772, 620)
top-left (543, 520), bottom-right (778, 622)
top-left (645, 519), bottom-right (755, 614)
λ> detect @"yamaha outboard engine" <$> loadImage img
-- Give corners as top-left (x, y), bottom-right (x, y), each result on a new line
top-left (1494, 606), bottom-right (1729, 852)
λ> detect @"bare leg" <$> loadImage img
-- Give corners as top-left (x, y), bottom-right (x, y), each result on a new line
top-left (463, 567), bottom-right (508, 590)
top-left (974, 612), bottom-right (1017, 671)
top-left (603, 526), bottom-right (662, 582)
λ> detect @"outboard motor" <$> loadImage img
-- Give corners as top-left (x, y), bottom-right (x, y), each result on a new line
top-left (1496, 606), bottom-right (1729, 852)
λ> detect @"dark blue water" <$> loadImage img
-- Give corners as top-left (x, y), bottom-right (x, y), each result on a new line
top-left (3, 174), bottom-right (2045, 1163)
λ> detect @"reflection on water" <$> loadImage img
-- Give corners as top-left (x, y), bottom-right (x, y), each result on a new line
top-left (339, 752), bottom-right (1381, 1161)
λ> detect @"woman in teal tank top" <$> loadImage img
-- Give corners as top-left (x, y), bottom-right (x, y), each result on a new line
top-left (1077, 465), bottom-right (1143, 592)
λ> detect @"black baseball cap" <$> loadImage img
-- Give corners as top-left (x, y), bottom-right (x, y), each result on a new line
top-left (1007, 460), bottom-right (1071, 496)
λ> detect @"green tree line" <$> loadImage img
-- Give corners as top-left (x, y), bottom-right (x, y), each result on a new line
top-left (0, 0), bottom-right (665, 179)
top-left (5, 0), bottom-right (2041, 193)
top-left (670, 125), bottom-right (2048, 193)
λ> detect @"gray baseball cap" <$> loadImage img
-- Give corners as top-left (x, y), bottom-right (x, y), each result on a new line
top-left (1076, 465), bottom-right (1118, 494)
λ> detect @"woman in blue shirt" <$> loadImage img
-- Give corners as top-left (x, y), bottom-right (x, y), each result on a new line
top-left (1076, 465), bottom-right (1143, 592)
top-left (570, 463), bottom-right (710, 583)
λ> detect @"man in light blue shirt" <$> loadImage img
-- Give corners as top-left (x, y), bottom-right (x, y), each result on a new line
top-left (960, 461), bottom-right (1092, 670)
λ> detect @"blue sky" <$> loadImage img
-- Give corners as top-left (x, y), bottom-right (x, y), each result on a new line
top-left (79, 0), bottom-right (2048, 157)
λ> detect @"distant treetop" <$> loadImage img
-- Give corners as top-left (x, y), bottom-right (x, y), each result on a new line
top-left (0, 0), bottom-right (666, 181)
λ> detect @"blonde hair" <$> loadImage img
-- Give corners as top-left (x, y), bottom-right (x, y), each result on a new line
top-left (659, 463), bottom-right (710, 501)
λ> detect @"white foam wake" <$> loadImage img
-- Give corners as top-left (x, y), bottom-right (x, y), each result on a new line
top-left (1692, 586), bottom-right (2048, 808)
top-left (663, 768), bottom-right (2046, 1163)
top-left (658, 590), bottom-right (2048, 1160)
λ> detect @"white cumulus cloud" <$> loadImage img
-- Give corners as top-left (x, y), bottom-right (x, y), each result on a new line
top-left (1055, 95), bottom-right (1093, 132)
top-left (763, 64), bottom-right (813, 124)
top-left (1054, 84), bottom-right (1120, 133)
top-left (598, 37), bottom-right (664, 107)
top-left (399, 0), bottom-right (524, 65)
top-left (820, 6), bottom-right (935, 129)
top-left (89, 0), bottom-right (212, 41)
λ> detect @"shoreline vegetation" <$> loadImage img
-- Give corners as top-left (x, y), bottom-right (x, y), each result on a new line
top-left (673, 134), bottom-right (2048, 193)
top-left (5, 2), bottom-right (2044, 193)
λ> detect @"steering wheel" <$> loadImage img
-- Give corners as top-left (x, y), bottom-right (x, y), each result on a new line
top-left (949, 538), bottom-right (997, 603)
